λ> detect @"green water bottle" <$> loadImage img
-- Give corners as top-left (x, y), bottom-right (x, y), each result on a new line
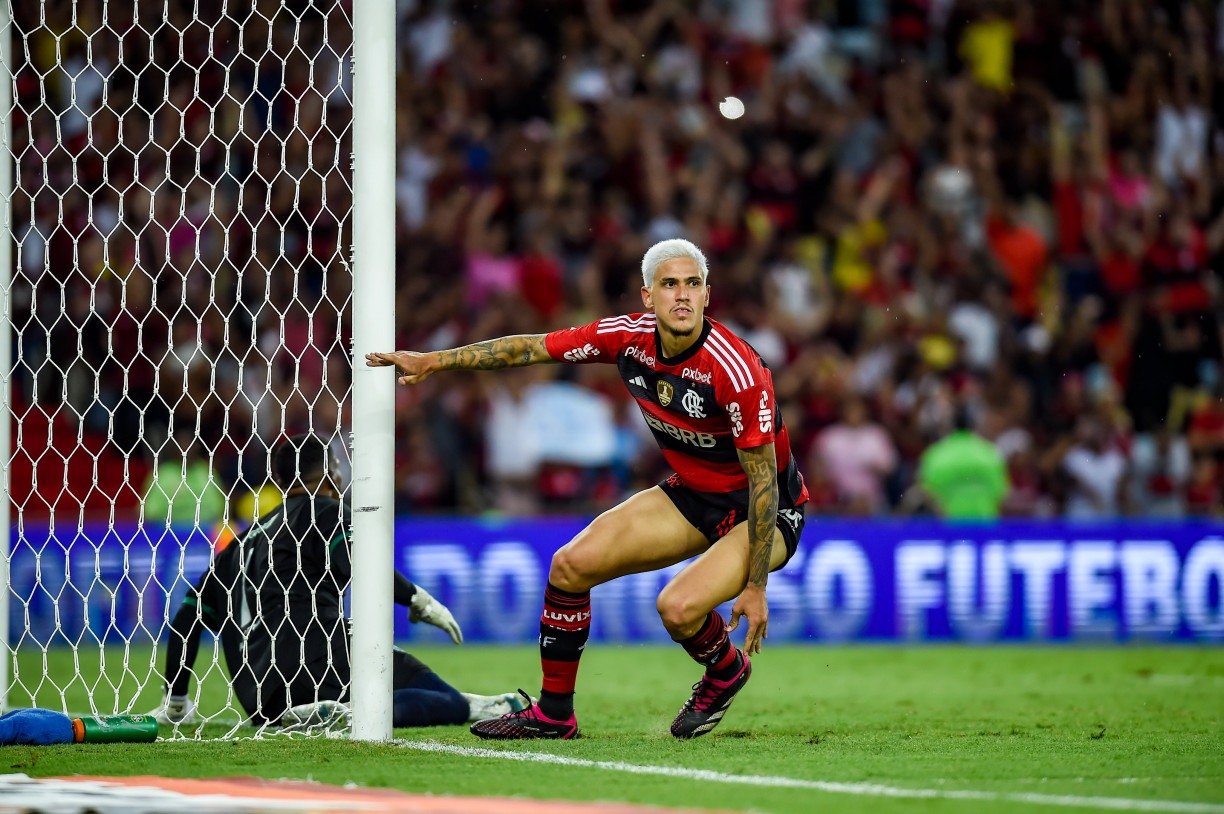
top-left (71, 714), bottom-right (159, 743)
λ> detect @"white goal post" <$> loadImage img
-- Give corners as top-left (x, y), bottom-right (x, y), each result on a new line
top-left (349, 0), bottom-right (396, 743)
top-left (0, 0), bottom-right (395, 740)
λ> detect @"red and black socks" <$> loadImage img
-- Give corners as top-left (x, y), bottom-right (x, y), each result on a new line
top-left (678, 610), bottom-right (742, 680)
top-left (538, 582), bottom-right (591, 720)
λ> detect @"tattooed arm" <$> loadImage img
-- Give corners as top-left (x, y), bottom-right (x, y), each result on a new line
top-left (364, 334), bottom-right (553, 385)
top-left (728, 442), bottom-right (778, 655)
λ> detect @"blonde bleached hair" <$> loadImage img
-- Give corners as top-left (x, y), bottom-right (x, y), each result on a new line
top-left (641, 238), bottom-right (709, 288)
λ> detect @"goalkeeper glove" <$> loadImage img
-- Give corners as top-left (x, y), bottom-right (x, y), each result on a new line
top-left (151, 694), bottom-right (197, 725)
top-left (409, 586), bottom-right (463, 644)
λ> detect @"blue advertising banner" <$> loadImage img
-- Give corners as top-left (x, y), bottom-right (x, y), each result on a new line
top-left (7, 519), bottom-right (1223, 645)
top-left (7, 525), bottom-right (216, 647)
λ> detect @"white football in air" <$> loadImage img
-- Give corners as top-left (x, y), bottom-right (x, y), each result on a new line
top-left (719, 96), bottom-right (745, 120)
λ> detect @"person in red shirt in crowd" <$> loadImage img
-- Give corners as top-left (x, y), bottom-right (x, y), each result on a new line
top-left (986, 198), bottom-right (1048, 323)
top-left (1143, 205), bottom-right (1211, 314)
top-left (368, 239), bottom-right (808, 741)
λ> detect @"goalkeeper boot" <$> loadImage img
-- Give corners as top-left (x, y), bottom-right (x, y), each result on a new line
top-left (670, 649), bottom-right (751, 739)
top-left (150, 695), bottom-right (198, 726)
top-left (462, 691), bottom-right (532, 723)
top-left (470, 690), bottom-right (578, 740)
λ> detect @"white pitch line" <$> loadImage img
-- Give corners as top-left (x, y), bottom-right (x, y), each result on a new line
top-left (393, 740), bottom-right (1224, 814)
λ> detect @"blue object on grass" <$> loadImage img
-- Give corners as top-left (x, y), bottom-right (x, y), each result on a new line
top-left (0, 708), bottom-right (74, 745)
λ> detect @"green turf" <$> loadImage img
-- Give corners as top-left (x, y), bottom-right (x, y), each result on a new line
top-left (6, 643), bottom-right (1223, 813)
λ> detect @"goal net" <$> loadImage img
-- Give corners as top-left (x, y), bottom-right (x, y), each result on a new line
top-left (3, 0), bottom-right (356, 737)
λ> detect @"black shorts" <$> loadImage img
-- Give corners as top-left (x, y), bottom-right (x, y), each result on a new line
top-left (659, 474), bottom-right (806, 570)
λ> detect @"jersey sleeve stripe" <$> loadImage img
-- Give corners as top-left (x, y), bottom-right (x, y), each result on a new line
top-left (598, 314), bottom-right (655, 329)
top-left (706, 343), bottom-right (749, 391)
top-left (596, 326), bottom-right (654, 335)
top-left (708, 329), bottom-right (756, 389)
top-left (706, 333), bottom-right (751, 391)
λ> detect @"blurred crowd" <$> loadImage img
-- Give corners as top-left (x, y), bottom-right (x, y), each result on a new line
top-left (9, 0), bottom-right (1224, 523)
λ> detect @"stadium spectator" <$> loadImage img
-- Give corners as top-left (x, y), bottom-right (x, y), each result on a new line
top-left (814, 396), bottom-right (898, 515)
top-left (1187, 384), bottom-right (1224, 458)
top-left (1059, 417), bottom-right (1131, 519)
top-left (1185, 452), bottom-right (1224, 517)
top-left (909, 411), bottom-right (1010, 520)
top-left (140, 429), bottom-right (227, 529)
top-left (484, 369), bottom-right (547, 514)
top-left (1129, 427), bottom-right (1193, 518)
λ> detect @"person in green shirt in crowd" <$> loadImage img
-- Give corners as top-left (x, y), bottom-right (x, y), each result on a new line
top-left (141, 429), bottom-right (228, 527)
top-left (911, 412), bottom-right (1010, 520)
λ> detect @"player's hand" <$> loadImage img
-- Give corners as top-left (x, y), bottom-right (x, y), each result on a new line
top-left (409, 586), bottom-right (463, 644)
top-left (727, 583), bottom-right (768, 656)
top-left (150, 693), bottom-right (197, 725)
top-left (364, 350), bottom-right (434, 385)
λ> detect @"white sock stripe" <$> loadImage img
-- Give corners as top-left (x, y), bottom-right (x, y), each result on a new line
top-left (393, 740), bottom-right (1224, 814)
top-left (707, 329), bottom-right (755, 389)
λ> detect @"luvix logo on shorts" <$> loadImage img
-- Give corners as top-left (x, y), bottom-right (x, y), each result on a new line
top-left (563, 343), bottom-right (600, 362)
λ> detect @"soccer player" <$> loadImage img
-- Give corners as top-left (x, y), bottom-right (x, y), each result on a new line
top-left (366, 238), bottom-right (808, 739)
top-left (152, 433), bottom-right (524, 728)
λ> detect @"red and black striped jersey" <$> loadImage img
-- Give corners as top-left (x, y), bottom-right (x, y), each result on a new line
top-left (545, 313), bottom-right (808, 503)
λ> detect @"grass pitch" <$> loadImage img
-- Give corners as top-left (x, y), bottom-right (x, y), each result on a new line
top-left (7, 643), bottom-right (1223, 813)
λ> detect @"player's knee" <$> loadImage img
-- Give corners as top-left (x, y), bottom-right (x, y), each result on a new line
top-left (548, 547), bottom-right (590, 592)
top-left (656, 586), bottom-right (702, 634)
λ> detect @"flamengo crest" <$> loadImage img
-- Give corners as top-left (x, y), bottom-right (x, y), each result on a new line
top-left (657, 380), bottom-right (674, 406)
top-left (681, 388), bottom-right (706, 418)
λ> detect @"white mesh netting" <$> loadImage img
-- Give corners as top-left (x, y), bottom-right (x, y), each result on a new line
top-left (3, 0), bottom-right (355, 737)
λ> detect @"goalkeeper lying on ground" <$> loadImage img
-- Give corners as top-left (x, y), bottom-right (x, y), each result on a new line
top-left (153, 433), bottom-right (523, 728)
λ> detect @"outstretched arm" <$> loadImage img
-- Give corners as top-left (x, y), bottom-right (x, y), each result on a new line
top-left (728, 442), bottom-right (778, 655)
top-left (364, 334), bottom-right (553, 385)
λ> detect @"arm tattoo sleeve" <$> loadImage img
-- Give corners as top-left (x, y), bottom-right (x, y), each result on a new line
top-left (736, 442), bottom-right (778, 588)
top-left (435, 334), bottom-right (553, 371)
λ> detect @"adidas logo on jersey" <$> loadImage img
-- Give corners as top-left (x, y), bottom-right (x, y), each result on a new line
top-left (629, 376), bottom-right (647, 388)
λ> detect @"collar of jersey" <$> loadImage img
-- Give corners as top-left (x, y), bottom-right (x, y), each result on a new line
top-left (654, 317), bottom-right (711, 367)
